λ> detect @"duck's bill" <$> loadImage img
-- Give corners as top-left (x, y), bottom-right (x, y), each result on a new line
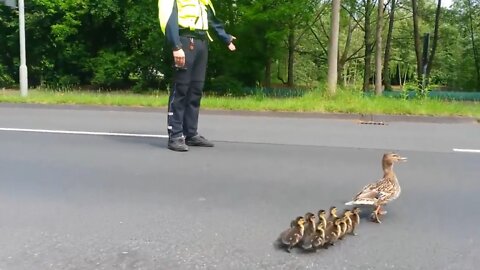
top-left (398, 156), bottom-right (408, 161)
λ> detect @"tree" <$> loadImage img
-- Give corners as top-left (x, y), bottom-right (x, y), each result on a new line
top-left (383, 0), bottom-right (396, 91)
top-left (374, 0), bottom-right (384, 95)
top-left (277, 0), bottom-right (319, 87)
top-left (236, 1), bottom-right (285, 87)
top-left (465, 0), bottom-right (480, 87)
top-left (411, 0), bottom-right (422, 84)
top-left (411, 0), bottom-right (442, 88)
top-left (338, 0), bottom-right (364, 85)
top-left (425, 0), bottom-right (442, 81)
top-left (1, 0), bottom-right (479, 91)
top-left (362, 0), bottom-right (374, 91)
top-left (327, 0), bottom-right (341, 94)
top-left (0, 4), bottom-right (17, 86)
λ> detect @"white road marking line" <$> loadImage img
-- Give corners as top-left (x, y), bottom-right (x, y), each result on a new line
top-left (0, 127), bottom-right (168, 138)
top-left (453, 148), bottom-right (480, 153)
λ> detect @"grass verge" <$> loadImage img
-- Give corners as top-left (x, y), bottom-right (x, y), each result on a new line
top-left (1, 88), bottom-right (479, 118)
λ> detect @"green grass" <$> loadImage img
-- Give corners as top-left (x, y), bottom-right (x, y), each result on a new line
top-left (1, 88), bottom-right (479, 119)
top-left (0, 89), bottom-right (170, 107)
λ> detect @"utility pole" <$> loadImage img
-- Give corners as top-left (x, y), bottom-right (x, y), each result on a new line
top-left (2, 0), bottom-right (28, 96)
top-left (19, 0), bottom-right (28, 96)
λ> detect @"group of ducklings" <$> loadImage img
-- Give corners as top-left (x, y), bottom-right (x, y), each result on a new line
top-left (278, 153), bottom-right (407, 253)
top-left (279, 206), bottom-right (361, 252)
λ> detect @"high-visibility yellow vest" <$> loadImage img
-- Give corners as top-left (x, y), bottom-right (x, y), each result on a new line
top-left (159, 0), bottom-right (216, 34)
top-left (177, 0), bottom-right (209, 30)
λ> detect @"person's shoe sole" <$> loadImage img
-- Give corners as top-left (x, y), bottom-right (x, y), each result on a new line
top-left (168, 146), bottom-right (189, 151)
top-left (185, 141), bottom-right (214, 147)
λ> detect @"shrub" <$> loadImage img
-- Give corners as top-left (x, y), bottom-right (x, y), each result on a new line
top-left (0, 64), bottom-right (14, 87)
top-left (206, 75), bottom-right (244, 96)
top-left (89, 50), bottom-right (132, 88)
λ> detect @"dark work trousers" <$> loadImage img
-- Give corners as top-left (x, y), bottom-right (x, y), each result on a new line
top-left (168, 35), bottom-right (208, 139)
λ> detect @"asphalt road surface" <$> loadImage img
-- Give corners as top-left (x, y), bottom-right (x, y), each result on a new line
top-left (1, 104), bottom-right (479, 270)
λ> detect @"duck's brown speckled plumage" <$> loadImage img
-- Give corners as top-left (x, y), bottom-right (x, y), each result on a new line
top-left (345, 153), bottom-right (407, 223)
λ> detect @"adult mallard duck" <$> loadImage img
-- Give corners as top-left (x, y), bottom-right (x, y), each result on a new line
top-left (345, 153), bottom-right (407, 223)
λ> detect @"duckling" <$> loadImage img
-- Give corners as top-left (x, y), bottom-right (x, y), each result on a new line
top-left (317, 209), bottom-right (327, 229)
top-left (342, 210), bottom-right (354, 235)
top-left (327, 206), bottom-right (338, 226)
top-left (300, 212), bottom-right (317, 250)
top-left (280, 216), bottom-right (305, 252)
top-left (302, 221), bottom-right (327, 251)
top-left (324, 217), bottom-right (343, 247)
top-left (303, 212), bottom-right (316, 236)
top-left (338, 216), bottom-right (349, 240)
top-left (300, 233), bottom-right (315, 250)
top-left (331, 218), bottom-right (344, 245)
top-left (350, 207), bottom-right (361, 235)
top-left (312, 222), bottom-right (326, 249)
top-left (345, 152), bottom-right (407, 223)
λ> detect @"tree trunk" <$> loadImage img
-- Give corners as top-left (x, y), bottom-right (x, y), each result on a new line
top-left (467, 0), bottom-right (480, 88)
top-left (398, 64), bottom-right (402, 88)
top-left (363, 0), bottom-right (373, 92)
top-left (383, 0), bottom-right (396, 91)
top-left (327, 0), bottom-right (341, 95)
top-left (375, 0), bottom-right (385, 95)
top-left (426, 0), bottom-right (442, 81)
top-left (411, 0), bottom-right (422, 83)
top-left (287, 26), bottom-right (295, 87)
top-left (338, 18), bottom-right (354, 84)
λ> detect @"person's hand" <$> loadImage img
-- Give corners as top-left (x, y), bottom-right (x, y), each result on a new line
top-left (228, 36), bottom-right (236, 51)
top-left (173, 49), bottom-right (185, 68)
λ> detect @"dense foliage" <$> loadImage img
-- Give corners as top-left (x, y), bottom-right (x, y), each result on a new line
top-left (0, 0), bottom-right (479, 92)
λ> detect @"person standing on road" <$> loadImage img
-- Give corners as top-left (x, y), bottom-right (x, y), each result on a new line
top-left (158, 0), bottom-right (236, 152)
